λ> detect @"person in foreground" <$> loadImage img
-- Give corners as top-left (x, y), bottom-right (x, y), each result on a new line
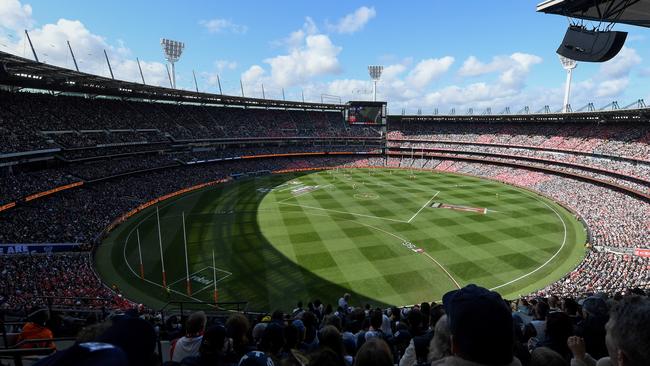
top-left (432, 284), bottom-right (521, 366)
top-left (568, 295), bottom-right (650, 366)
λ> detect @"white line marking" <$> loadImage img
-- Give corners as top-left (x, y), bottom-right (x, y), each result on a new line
top-left (293, 210), bottom-right (462, 290)
top-left (407, 192), bottom-right (440, 223)
top-left (276, 184), bottom-right (333, 203)
top-left (167, 266), bottom-right (232, 287)
top-left (489, 191), bottom-right (568, 292)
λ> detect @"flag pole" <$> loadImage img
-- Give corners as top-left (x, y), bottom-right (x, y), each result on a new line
top-left (182, 212), bottom-right (192, 296)
top-left (137, 229), bottom-right (144, 279)
top-left (156, 206), bottom-right (167, 288)
top-left (212, 249), bottom-right (218, 304)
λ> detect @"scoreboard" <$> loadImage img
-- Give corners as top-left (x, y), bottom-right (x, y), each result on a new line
top-left (345, 101), bottom-right (387, 125)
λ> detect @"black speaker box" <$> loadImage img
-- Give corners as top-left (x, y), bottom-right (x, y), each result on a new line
top-left (557, 26), bottom-right (627, 62)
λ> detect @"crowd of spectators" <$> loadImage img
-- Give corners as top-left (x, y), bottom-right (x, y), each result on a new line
top-left (389, 148), bottom-right (650, 195)
top-left (0, 91), bottom-right (380, 155)
top-left (8, 285), bottom-right (649, 366)
top-left (391, 141), bottom-right (650, 183)
top-left (0, 253), bottom-right (132, 311)
top-left (388, 120), bottom-right (650, 161)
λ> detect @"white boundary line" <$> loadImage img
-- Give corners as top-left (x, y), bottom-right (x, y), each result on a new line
top-left (407, 191), bottom-right (440, 223)
top-left (489, 191), bottom-right (568, 291)
top-left (289, 210), bottom-right (462, 289)
top-left (117, 168), bottom-right (571, 306)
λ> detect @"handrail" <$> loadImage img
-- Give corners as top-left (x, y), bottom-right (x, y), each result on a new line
top-left (10, 337), bottom-right (75, 349)
top-left (0, 347), bottom-right (55, 366)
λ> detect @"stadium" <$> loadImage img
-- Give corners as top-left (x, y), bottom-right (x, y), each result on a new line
top-left (0, 1), bottom-right (649, 365)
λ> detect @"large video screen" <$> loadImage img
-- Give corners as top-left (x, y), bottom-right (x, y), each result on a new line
top-left (346, 102), bottom-right (385, 125)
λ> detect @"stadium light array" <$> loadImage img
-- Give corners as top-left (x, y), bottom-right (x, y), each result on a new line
top-left (368, 65), bottom-right (383, 102)
top-left (160, 38), bottom-right (185, 89)
top-left (559, 55), bottom-right (577, 113)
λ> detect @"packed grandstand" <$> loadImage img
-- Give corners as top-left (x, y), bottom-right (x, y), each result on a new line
top-left (1, 16), bottom-right (650, 365)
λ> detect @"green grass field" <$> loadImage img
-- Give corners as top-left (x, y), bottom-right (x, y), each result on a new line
top-left (95, 168), bottom-right (586, 311)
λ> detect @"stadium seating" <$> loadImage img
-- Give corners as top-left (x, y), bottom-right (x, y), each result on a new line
top-left (2, 90), bottom-right (649, 366)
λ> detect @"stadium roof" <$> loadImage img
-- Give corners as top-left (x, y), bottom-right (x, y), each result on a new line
top-left (537, 0), bottom-right (650, 28)
top-left (0, 51), bottom-right (343, 110)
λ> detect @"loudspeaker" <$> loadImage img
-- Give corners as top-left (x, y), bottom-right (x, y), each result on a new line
top-left (557, 26), bottom-right (627, 62)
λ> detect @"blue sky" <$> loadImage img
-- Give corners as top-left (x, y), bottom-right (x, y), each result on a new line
top-left (1, 0), bottom-right (649, 113)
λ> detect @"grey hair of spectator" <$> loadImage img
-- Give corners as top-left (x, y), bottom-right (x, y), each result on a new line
top-left (529, 347), bottom-right (566, 366)
top-left (427, 315), bottom-right (451, 363)
top-left (606, 296), bottom-right (650, 366)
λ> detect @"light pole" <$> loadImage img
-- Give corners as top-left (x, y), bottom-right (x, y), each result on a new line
top-left (161, 38), bottom-right (185, 89)
top-left (368, 65), bottom-right (383, 102)
top-left (559, 55), bottom-right (577, 113)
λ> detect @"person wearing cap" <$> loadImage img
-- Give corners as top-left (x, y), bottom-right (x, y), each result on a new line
top-left (171, 311), bottom-right (207, 362)
top-left (432, 284), bottom-right (521, 366)
top-left (575, 296), bottom-right (609, 359)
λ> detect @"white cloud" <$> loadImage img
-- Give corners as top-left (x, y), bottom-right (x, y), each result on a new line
top-left (0, 0), bottom-right (33, 31)
top-left (1, 3), bottom-right (170, 87)
top-left (458, 56), bottom-right (504, 77)
top-left (596, 78), bottom-right (629, 98)
top-left (599, 47), bottom-right (641, 79)
top-left (199, 18), bottom-right (247, 34)
top-left (328, 6), bottom-right (376, 34)
top-left (406, 57), bottom-right (454, 89)
top-left (241, 65), bottom-right (265, 85)
top-left (248, 18), bottom-right (342, 88)
top-left (214, 59), bottom-right (237, 73)
top-left (458, 53), bottom-right (542, 90)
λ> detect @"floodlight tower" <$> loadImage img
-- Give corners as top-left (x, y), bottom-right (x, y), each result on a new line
top-left (368, 65), bottom-right (383, 102)
top-left (160, 38), bottom-right (185, 89)
top-left (559, 55), bottom-right (577, 113)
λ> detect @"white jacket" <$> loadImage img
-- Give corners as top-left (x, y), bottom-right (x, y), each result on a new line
top-left (431, 355), bottom-right (522, 366)
top-left (171, 335), bottom-right (203, 362)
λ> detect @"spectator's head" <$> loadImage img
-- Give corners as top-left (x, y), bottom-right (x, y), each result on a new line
top-left (530, 347), bottom-right (565, 366)
top-left (443, 284), bottom-right (514, 366)
top-left (581, 296), bottom-right (608, 319)
top-left (369, 309), bottom-right (383, 331)
top-left (545, 311), bottom-right (572, 343)
top-left (96, 315), bottom-right (157, 366)
top-left (319, 325), bottom-right (345, 360)
top-left (562, 298), bottom-right (579, 316)
top-left (534, 301), bottom-right (550, 321)
top-left (323, 314), bottom-right (342, 331)
top-left (199, 325), bottom-right (228, 359)
top-left (605, 296), bottom-right (650, 366)
top-left (260, 322), bottom-right (284, 356)
top-left (308, 347), bottom-right (342, 366)
top-left (226, 312), bottom-right (250, 343)
top-left (344, 293), bottom-right (351, 302)
top-left (186, 311), bottom-right (207, 336)
top-left (353, 338), bottom-right (393, 366)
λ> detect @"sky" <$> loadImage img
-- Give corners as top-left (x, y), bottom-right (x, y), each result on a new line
top-left (1, 0), bottom-right (649, 113)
